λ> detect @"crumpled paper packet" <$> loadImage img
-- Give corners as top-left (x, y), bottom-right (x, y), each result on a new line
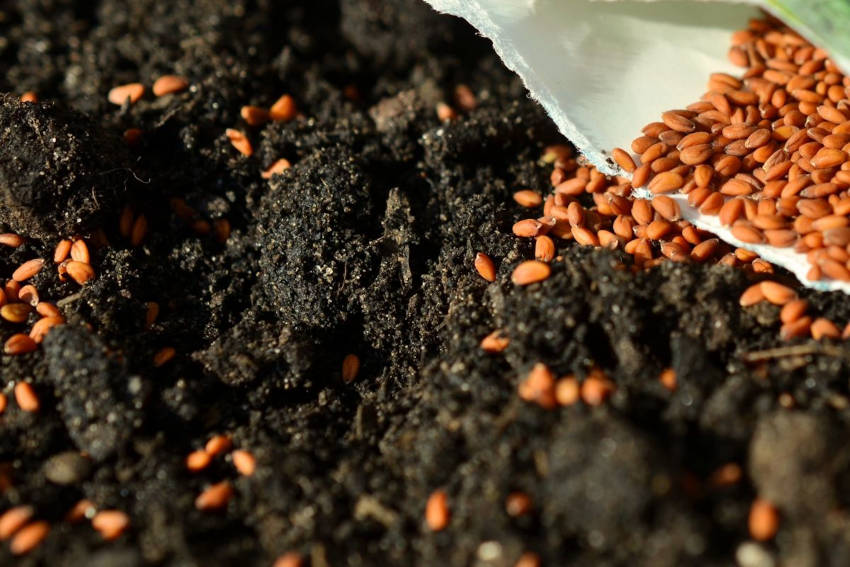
top-left (424, 0), bottom-right (850, 293)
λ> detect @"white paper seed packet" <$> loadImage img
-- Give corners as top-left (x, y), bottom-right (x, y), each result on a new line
top-left (424, 0), bottom-right (850, 293)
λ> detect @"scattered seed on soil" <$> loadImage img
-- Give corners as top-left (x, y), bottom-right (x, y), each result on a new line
top-left (511, 260), bottom-right (551, 285)
top-left (241, 105), bottom-right (270, 127)
top-left (66, 500), bottom-right (96, 524)
top-left (205, 435), bottom-right (232, 457)
top-left (153, 346), bottom-right (176, 367)
top-left (186, 450), bottom-right (212, 472)
top-left (659, 368), bottom-right (677, 391)
top-left (514, 552), bottom-right (541, 567)
top-left (337, 353), bottom-right (360, 386)
top-left (12, 258), bottom-right (44, 282)
top-left (1, 303), bottom-right (31, 323)
top-left (480, 329), bottom-right (509, 353)
top-left (10, 521), bottom-right (49, 555)
top-left (192, 219), bottom-right (211, 236)
top-left (554, 376), bottom-right (580, 406)
top-left (225, 128), bottom-right (253, 157)
top-left (91, 510), bottom-right (130, 541)
top-left (0, 506), bottom-right (34, 540)
top-left (108, 83), bottom-right (145, 105)
top-left (0, 233), bottom-right (24, 248)
top-left (760, 281), bottom-right (796, 305)
top-left (65, 261), bottom-right (95, 285)
top-left (119, 206), bottom-right (134, 238)
top-left (811, 318), bottom-right (840, 340)
top-left (739, 284), bottom-right (766, 307)
top-left (749, 499), bottom-right (780, 541)
top-left (781, 316), bottom-right (814, 341)
top-left (195, 481), bottom-right (233, 511)
top-left (709, 463), bottom-right (742, 487)
top-left (145, 301), bottom-right (159, 329)
top-left (35, 302), bottom-right (60, 318)
top-left (30, 316), bottom-right (65, 344)
top-left (518, 363), bottom-right (557, 409)
top-left (425, 490), bottom-right (450, 531)
top-left (14, 382), bottom-right (39, 411)
top-left (436, 102), bottom-right (457, 122)
top-left (5, 334), bottom-right (37, 356)
top-left (453, 84), bottom-right (477, 111)
top-left (5, 281), bottom-right (20, 302)
top-left (129, 213), bottom-right (148, 246)
top-left (273, 552), bottom-right (304, 567)
top-left (534, 236), bottom-right (556, 262)
top-left (18, 285), bottom-right (38, 306)
top-left (780, 299), bottom-right (808, 324)
top-left (123, 128), bottom-right (143, 146)
top-left (474, 252), bottom-right (497, 282)
top-left (70, 239), bottom-right (90, 263)
top-left (513, 190), bottom-right (543, 208)
top-left (580, 371), bottom-right (614, 406)
top-left (42, 451), bottom-right (91, 485)
top-left (270, 94), bottom-right (297, 122)
top-left (152, 75), bottom-right (189, 97)
top-left (231, 450), bottom-right (256, 476)
top-left (505, 492), bottom-right (533, 517)
top-left (261, 158), bottom-right (292, 179)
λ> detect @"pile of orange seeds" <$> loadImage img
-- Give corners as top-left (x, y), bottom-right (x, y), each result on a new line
top-left (475, 15), bottom-right (850, 345)
top-left (612, 16), bottom-right (850, 285)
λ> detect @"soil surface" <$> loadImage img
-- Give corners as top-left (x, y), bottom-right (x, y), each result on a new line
top-left (1, 1), bottom-right (850, 566)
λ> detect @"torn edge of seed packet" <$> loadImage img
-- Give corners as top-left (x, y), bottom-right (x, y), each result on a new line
top-left (424, 0), bottom-right (850, 294)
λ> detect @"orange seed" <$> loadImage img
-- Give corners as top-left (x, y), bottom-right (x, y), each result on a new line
top-left (425, 490), bottom-right (450, 531)
top-left (342, 353), bottom-right (360, 383)
top-left (231, 449), bottom-right (256, 476)
top-left (92, 510), bottom-right (130, 541)
top-left (474, 252), bottom-right (497, 282)
top-left (195, 481), bottom-right (234, 511)
top-left (108, 83), bottom-right (145, 105)
top-left (152, 75), bottom-right (189, 97)
top-left (14, 382), bottom-right (39, 412)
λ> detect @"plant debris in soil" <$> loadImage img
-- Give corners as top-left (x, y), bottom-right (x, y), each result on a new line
top-left (2, 1), bottom-right (850, 566)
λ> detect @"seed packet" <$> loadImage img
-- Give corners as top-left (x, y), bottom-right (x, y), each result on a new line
top-left (425, 0), bottom-right (850, 292)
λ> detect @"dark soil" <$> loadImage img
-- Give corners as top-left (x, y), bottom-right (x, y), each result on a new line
top-left (1, 1), bottom-right (850, 566)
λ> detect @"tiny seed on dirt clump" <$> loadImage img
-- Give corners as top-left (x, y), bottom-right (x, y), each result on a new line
top-left (425, 490), bottom-right (450, 531)
top-left (231, 450), bottom-right (256, 476)
top-left (108, 83), bottom-right (144, 105)
top-left (152, 75), bottom-right (189, 97)
top-left (511, 260), bottom-right (550, 285)
top-left (195, 481), bottom-right (234, 511)
top-left (12, 259), bottom-right (44, 282)
top-left (474, 252), bottom-right (497, 282)
top-left (342, 353), bottom-right (360, 383)
top-left (92, 510), bottom-right (130, 540)
top-left (480, 329), bottom-right (509, 353)
top-left (14, 382), bottom-right (39, 411)
top-left (0, 506), bottom-right (34, 540)
top-left (10, 521), bottom-right (49, 555)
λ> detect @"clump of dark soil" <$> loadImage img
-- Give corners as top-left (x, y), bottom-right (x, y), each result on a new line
top-left (0, 94), bottom-right (137, 237)
top-left (1, 1), bottom-right (850, 566)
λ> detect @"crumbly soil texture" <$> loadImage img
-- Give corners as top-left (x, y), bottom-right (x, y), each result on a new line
top-left (2, 1), bottom-right (850, 566)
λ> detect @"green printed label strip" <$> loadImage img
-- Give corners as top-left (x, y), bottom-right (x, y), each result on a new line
top-left (766, 0), bottom-right (850, 72)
